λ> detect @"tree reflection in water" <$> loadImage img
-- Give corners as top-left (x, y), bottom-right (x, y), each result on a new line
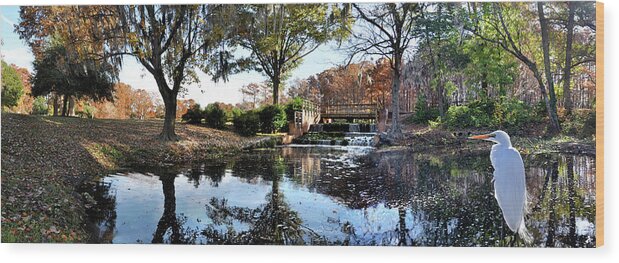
top-left (83, 147), bottom-right (595, 247)
top-left (529, 154), bottom-right (596, 247)
top-left (150, 171), bottom-right (199, 244)
top-left (80, 180), bottom-right (117, 243)
top-left (201, 153), bottom-right (314, 245)
top-left (188, 162), bottom-right (227, 188)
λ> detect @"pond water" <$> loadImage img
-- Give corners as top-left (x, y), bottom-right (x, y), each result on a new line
top-left (83, 145), bottom-right (596, 247)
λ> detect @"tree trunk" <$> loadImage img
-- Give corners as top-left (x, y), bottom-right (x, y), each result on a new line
top-left (437, 77), bottom-right (445, 118)
top-left (61, 94), bottom-right (68, 116)
top-left (52, 94), bottom-right (59, 116)
top-left (538, 2), bottom-right (561, 135)
top-left (389, 56), bottom-right (402, 136)
top-left (272, 76), bottom-right (280, 105)
top-left (153, 72), bottom-right (179, 141)
top-left (563, 2), bottom-right (576, 116)
top-left (68, 96), bottom-right (75, 117)
top-left (160, 94), bottom-right (178, 141)
top-left (532, 67), bottom-right (561, 135)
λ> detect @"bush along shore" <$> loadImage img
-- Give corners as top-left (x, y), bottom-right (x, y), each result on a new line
top-left (377, 98), bottom-right (596, 156)
top-left (376, 125), bottom-right (595, 157)
top-left (0, 113), bottom-right (277, 243)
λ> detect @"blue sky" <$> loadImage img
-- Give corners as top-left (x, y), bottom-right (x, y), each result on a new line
top-left (0, 5), bottom-right (349, 105)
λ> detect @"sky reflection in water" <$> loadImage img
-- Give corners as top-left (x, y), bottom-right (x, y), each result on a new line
top-left (84, 146), bottom-right (596, 247)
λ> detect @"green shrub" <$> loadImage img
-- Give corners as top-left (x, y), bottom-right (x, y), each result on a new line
top-left (442, 98), bottom-right (536, 129)
top-left (562, 109), bottom-right (595, 138)
top-left (285, 97), bottom-right (304, 122)
top-left (182, 104), bottom-right (204, 124)
top-left (234, 110), bottom-right (260, 136)
top-left (258, 104), bottom-right (287, 133)
top-left (443, 105), bottom-right (491, 128)
top-left (205, 103), bottom-right (227, 129)
top-left (468, 99), bottom-right (496, 116)
top-left (498, 99), bottom-right (535, 129)
top-left (1, 60), bottom-right (24, 109)
top-left (410, 95), bottom-right (439, 124)
top-left (534, 101), bottom-right (547, 118)
top-left (31, 96), bottom-right (48, 115)
top-left (583, 110), bottom-right (596, 137)
top-left (227, 107), bottom-right (243, 122)
top-left (77, 103), bottom-right (96, 119)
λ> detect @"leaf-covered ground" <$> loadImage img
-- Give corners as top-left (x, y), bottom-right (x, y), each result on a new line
top-left (1, 113), bottom-right (270, 243)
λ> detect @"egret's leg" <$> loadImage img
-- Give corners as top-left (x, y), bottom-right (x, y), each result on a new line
top-left (512, 233), bottom-right (520, 246)
top-left (509, 235), bottom-right (517, 247)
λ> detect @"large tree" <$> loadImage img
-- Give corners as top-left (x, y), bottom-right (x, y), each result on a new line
top-left (561, 2), bottom-right (576, 116)
top-left (347, 3), bottom-right (421, 136)
top-left (537, 2), bottom-right (561, 134)
top-left (240, 82), bottom-right (265, 109)
top-left (17, 6), bottom-right (122, 116)
top-left (17, 5), bottom-right (236, 140)
top-left (114, 5), bottom-right (237, 140)
top-left (464, 2), bottom-right (561, 134)
top-left (30, 42), bottom-right (116, 116)
top-left (415, 3), bottom-right (470, 118)
top-left (234, 4), bottom-right (352, 105)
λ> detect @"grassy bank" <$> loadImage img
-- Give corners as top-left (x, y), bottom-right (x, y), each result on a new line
top-left (385, 125), bottom-right (595, 156)
top-left (1, 113), bottom-right (271, 243)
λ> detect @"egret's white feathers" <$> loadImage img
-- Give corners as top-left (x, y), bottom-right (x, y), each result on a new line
top-left (487, 130), bottom-right (532, 244)
top-left (518, 218), bottom-right (533, 244)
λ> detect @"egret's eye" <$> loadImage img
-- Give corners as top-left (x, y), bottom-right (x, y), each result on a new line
top-left (489, 134), bottom-right (496, 138)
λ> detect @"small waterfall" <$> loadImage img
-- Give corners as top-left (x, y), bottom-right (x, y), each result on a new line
top-left (309, 123), bottom-right (377, 133)
top-left (299, 124), bottom-right (377, 147)
top-left (345, 136), bottom-right (374, 146)
top-left (291, 133), bottom-right (376, 147)
top-left (344, 132), bottom-right (376, 146)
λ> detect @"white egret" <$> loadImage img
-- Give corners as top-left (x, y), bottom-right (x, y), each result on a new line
top-left (469, 130), bottom-right (533, 244)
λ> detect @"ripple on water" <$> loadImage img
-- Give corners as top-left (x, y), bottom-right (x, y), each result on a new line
top-left (83, 147), bottom-right (596, 247)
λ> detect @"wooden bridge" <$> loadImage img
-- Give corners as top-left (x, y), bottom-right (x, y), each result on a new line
top-left (320, 103), bottom-right (378, 120)
top-left (287, 101), bottom-right (378, 137)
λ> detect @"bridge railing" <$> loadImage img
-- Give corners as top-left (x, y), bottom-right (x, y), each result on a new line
top-left (301, 99), bottom-right (319, 113)
top-left (321, 103), bottom-right (377, 117)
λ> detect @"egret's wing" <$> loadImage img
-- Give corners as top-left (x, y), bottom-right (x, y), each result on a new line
top-left (492, 148), bottom-right (527, 232)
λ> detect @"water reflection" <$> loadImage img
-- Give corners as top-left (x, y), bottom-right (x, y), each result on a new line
top-left (84, 146), bottom-right (596, 247)
top-left (202, 155), bottom-right (309, 245)
top-left (151, 172), bottom-right (199, 244)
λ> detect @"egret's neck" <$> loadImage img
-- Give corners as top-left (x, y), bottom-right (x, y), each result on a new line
top-left (493, 140), bottom-right (512, 148)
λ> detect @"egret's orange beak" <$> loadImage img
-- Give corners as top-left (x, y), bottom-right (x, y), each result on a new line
top-left (468, 134), bottom-right (492, 140)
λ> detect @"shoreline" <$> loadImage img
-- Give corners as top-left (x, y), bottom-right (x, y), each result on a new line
top-left (1, 113), bottom-right (276, 243)
top-left (1, 113), bottom-right (595, 243)
top-left (379, 128), bottom-right (595, 156)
